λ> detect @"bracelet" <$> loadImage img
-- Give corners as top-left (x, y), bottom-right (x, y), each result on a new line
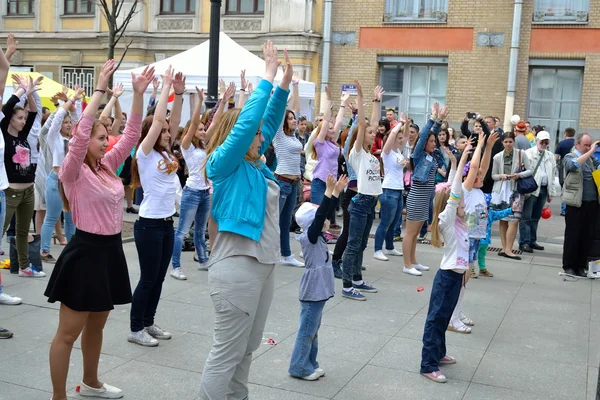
top-left (69, 98), bottom-right (76, 103)
top-left (175, 91), bottom-right (185, 96)
top-left (292, 82), bottom-right (299, 85)
top-left (94, 89), bottom-right (106, 94)
top-left (53, 103), bottom-right (59, 108)
top-left (372, 99), bottom-right (381, 103)
top-left (240, 88), bottom-right (246, 91)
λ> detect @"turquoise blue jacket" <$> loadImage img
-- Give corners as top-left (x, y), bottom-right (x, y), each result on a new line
top-left (206, 79), bottom-right (289, 242)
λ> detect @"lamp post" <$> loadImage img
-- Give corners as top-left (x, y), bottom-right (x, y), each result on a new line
top-left (205, 0), bottom-right (222, 109)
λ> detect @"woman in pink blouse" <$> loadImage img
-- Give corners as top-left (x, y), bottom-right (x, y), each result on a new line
top-left (44, 60), bottom-right (155, 400)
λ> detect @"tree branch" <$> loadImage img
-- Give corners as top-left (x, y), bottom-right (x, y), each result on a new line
top-left (115, 40), bottom-right (134, 71)
top-left (114, 0), bottom-right (141, 45)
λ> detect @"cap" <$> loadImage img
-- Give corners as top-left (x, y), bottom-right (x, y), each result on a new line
top-left (515, 121), bottom-right (527, 132)
top-left (537, 130), bottom-right (550, 141)
top-left (295, 202), bottom-right (319, 230)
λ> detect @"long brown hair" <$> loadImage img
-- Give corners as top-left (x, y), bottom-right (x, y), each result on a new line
top-left (130, 115), bottom-right (177, 188)
top-left (59, 120), bottom-right (118, 211)
top-left (348, 125), bottom-right (374, 153)
top-left (283, 110), bottom-right (295, 135)
top-left (182, 119), bottom-right (205, 150)
top-left (431, 190), bottom-right (451, 248)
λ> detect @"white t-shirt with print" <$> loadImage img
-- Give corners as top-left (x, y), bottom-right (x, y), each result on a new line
top-left (181, 145), bottom-right (209, 191)
top-left (348, 147), bottom-right (382, 196)
top-left (136, 148), bottom-right (178, 219)
top-left (463, 186), bottom-right (487, 239)
top-left (381, 149), bottom-right (405, 191)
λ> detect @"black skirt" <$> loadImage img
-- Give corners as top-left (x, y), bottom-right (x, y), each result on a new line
top-left (44, 229), bottom-right (132, 312)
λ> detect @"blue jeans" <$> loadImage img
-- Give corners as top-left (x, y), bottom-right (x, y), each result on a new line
top-left (394, 189), bottom-right (408, 237)
top-left (420, 190), bottom-right (434, 237)
top-left (310, 178), bottom-right (326, 206)
top-left (421, 269), bottom-right (463, 373)
top-left (41, 171), bottom-right (74, 253)
top-left (131, 217), bottom-right (174, 332)
top-left (278, 180), bottom-right (298, 257)
top-left (0, 191), bottom-right (5, 256)
top-left (561, 202), bottom-right (566, 215)
top-left (519, 185), bottom-right (548, 246)
top-left (288, 300), bottom-right (326, 377)
top-left (374, 188), bottom-right (403, 251)
top-left (341, 194), bottom-right (377, 287)
top-left (171, 187), bottom-right (210, 268)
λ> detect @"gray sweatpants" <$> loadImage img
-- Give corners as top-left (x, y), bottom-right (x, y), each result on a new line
top-left (199, 255), bottom-right (275, 400)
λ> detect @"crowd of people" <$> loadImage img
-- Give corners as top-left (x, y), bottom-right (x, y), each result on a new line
top-left (0, 33), bottom-right (598, 399)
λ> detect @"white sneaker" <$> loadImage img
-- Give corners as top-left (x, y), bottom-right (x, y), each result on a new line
top-left (78, 381), bottom-right (123, 399)
top-left (281, 256), bottom-right (304, 267)
top-left (198, 262), bottom-right (208, 271)
top-left (299, 251), bottom-right (304, 259)
top-left (300, 371), bottom-right (321, 381)
top-left (373, 250), bottom-right (389, 261)
top-left (403, 266), bottom-right (422, 276)
top-left (315, 367), bottom-right (325, 377)
top-left (145, 324), bottom-right (172, 340)
top-left (169, 268), bottom-right (187, 280)
top-left (0, 292), bottom-right (22, 305)
top-left (383, 248), bottom-right (403, 256)
top-left (127, 330), bottom-right (158, 347)
top-left (18, 265), bottom-right (46, 278)
top-left (413, 263), bottom-right (430, 271)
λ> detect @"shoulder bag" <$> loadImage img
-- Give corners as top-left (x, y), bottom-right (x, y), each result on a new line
top-left (516, 150), bottom-right (543, 195)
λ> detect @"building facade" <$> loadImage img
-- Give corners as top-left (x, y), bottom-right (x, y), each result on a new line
top-left (0, 0), bottom-right (322, 104)
top-left (325, 0), bottom-right (600, 147)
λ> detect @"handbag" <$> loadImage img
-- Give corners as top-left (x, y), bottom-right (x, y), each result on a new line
top-left (593, 169), bottom-right (600, 197)
top-left (516, 150), bottom-right (542, 195)
top-left (9, 234), bottom-right (43, 274)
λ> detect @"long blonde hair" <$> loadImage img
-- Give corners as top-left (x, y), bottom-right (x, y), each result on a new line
top-left (430, 190), bottom-right (451, 248)
top-left (204, 108), bottom-right (262, 179)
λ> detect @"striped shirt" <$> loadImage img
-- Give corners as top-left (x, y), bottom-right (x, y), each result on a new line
top-left (273, 126), bottom-right (302, 176)
top-left (59, 112), bottom-right (141, 235)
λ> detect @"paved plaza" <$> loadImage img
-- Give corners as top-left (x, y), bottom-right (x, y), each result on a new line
top-left (0, 201), bottom-right (598, 400)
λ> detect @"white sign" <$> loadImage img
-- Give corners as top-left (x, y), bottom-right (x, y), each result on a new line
top-left (341, 84), bottom-right (357, 95)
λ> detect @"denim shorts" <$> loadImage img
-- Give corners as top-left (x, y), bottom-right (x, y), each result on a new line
top-left (468, 238), bottom-right (480, 264)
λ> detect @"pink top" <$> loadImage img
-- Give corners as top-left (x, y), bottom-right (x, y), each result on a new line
top-left (59, 113), bottom-right (142, 235)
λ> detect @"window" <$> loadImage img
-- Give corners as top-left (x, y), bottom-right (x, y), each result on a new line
top-left (384, 0), bottom-right (447, 22)
top-left (7, 0), bottom-right (33, 15)
top-left (533, 0), bottom-right (589, 23)
top-left (226, 0), bottom-right (264, 14)
top-left (527, 68), bottom-right (583, 148)
top-left (160, 0), bottom-right (196, 14)
top-left (62, 67), bottom-right (95, 97)
top-left (380, 64), bottom-right (447, 126)
top-left (64, 0), bottom-right (92, 14)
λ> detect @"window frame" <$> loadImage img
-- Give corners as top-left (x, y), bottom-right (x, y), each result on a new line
top-left (526, 66), bottom-right (583, 149)
top-left (6, 0), bottom-right (34, 15)
top-left (532, 0), bottom-right (590, 24)
top-left (159, 0), bottom-right (196, 15)
top-left (225, 0), bottom-right (264, 15)
top-left (379, 63), bottom-right (448, 126)
top-left (383, 0), bottom-right (448, 23)
top-left (63, 0), bottom-right (93, 15)
top-left (61, 67), bottom-right (96, 98)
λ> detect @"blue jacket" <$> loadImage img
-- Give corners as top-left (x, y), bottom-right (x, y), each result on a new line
top-left (411, 117), bottom-right (442, 183)
top-left (206, 79), bottom-right (289, 242)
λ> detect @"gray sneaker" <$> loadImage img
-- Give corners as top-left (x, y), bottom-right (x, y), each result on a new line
top-left (0, 327), bottom-right (13, 339)
top-left (146, 324), bottom-right (172, 340)
top-left (127, 330), bottom-right (158, 347)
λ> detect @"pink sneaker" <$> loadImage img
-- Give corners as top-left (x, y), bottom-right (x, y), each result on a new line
top-left (440, 355), bottom-right (456, 365)
top-left (421, 370), bottom-right (447, 383)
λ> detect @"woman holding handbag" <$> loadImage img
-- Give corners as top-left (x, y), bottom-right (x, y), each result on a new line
top-left (490, 131), bottom-right (533, 260)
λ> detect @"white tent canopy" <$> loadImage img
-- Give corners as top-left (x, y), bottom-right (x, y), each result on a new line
top-left (113, 32), bottom-right (316, 122)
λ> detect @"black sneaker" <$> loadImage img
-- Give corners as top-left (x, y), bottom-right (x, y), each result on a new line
top-left (126, 207), bottom-right (138, 214)
top-left (519, 244), bottom-right (533, 253)
top-left (0, 327), bottom-right (13, 339)
top-left (41, 254), bottom-right (56, 264)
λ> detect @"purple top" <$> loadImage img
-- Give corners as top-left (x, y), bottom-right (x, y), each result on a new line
top-left (312, 139), bottom-right (339, 182)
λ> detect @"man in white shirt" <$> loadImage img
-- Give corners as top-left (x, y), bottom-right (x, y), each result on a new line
top-left (519, 131), bottom-right (558, 253)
